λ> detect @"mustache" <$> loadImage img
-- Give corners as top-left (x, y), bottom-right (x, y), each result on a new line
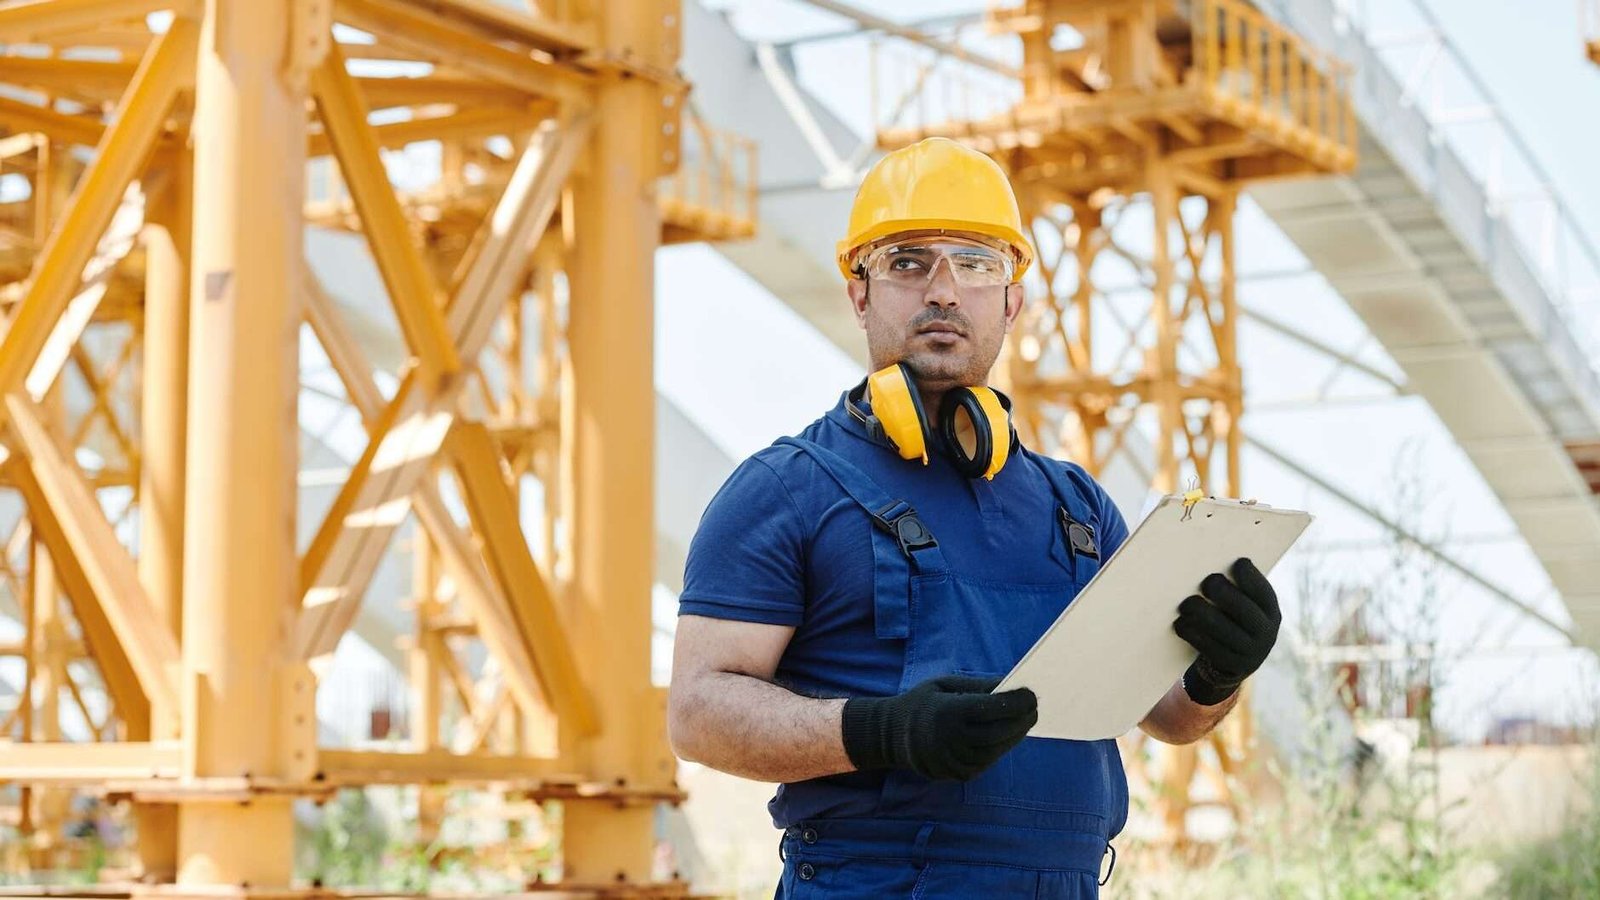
top-left (910, 308), bottom-right (971, 335)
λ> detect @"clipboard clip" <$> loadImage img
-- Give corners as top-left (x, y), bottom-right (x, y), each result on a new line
top-left (1180, 488), bottom-right (1206, 522)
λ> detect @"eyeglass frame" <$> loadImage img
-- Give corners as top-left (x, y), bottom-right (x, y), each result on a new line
top-left (848, 231), bottom-right (1020, 289)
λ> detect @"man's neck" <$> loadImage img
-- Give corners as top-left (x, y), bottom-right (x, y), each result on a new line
top-left (914, 383), bottom-right (951, 425)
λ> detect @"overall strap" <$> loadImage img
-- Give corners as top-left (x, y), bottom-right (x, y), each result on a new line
top-left (774, 437), bottom-right (948, 640)
top-left (1025, 449), bottom-right (1108, 581)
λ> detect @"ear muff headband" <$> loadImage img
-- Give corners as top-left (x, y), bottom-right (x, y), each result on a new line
top-left (939, 386), bottom-right (1011, 480)
top-left (866, 362), bottom-right (930, 464)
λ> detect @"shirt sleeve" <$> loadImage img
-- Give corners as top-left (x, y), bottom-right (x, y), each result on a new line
top-left (678, 454), bottom-right (808, 627)
top-left (1092, 479), bottom-right (1132, 561)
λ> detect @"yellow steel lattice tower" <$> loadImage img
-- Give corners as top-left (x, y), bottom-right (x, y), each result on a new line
top-left (0, 0), bottom-right (752, 893)
top-left (876, 0), bottom-right (1356, 847)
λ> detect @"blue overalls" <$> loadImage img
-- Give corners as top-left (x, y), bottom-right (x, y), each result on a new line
top-left (771, 437), bottom-right (1127, 899)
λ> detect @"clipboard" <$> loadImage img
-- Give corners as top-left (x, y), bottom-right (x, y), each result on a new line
top-left (996, 495), bottom-right (1314, 741)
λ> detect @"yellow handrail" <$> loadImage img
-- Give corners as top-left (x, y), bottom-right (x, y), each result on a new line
top-left (659, 107), bottom-right (757, 237)
top-left (1193, 0), bottom-right (1353, 151)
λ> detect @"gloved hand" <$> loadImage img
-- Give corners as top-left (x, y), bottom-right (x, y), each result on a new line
top-left (1174, 557), bottom-right (1281, 706)
top-left (841, 674), bottom-right (1037, 781)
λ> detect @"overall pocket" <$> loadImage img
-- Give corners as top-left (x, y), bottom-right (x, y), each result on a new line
top-left (962, 733), bottom-right (1120, 817)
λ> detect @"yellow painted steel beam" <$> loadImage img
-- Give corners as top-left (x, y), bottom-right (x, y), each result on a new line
top-left (294, 371), bottom-right (562, 734)
top-left (292, 115), bottom-right (590, 664)
top-left (316, 748), bottom-right (570, 785)
top-left (444, 114), bottom-right (591, 355)
top-left (293, 368), bottom-right (447, 656)
top-left (176, 0), bottom-right (310, 884)
top-left (0, 0), bottom-right (196, 42)
top-left (306, 105), bottom-right (548, 159)
top-left (560, 1), bottom-right (671, 879)
top-left (67, 342), bottom-right (141, 469)
top-left (464, 681), bottom-right (509, 751)
top-left (4, 456), bottom-right (151, 730)
top-left (302, 272), bottom-right (386, 422)
top-left (135, 157), bottom-right (188, 871)
top-left (302, 287), bottom-right (574, 742)
top-left (0, 638), bottom-right (86, 657)
top-left (792, 0), bottom-right (1018, 79)
top-left (0, 132), bottom-right (41, 160)
top-left (138, 159), bottom-right (190, 656)
top-left (409, 531), bottom-right (443, 760)
top-left (353, 74), bottom-right (531, 110)
top-left (310, 40), bottom-right (460, 381)
top-left (3, 393), bottom-right (180, 715)
top-left (399, 0), bottom-right (597, 55)
top-left (447, 422), bottom-right (598, 737)
top-left (334, 0), bottom-right (593, 105)
top-left (0, 18), bottom-right (195, 397)
top-left (0, 96), bottom-right (107, 153)
top-left (24, 185), bottom-right (145, 402)
top-left (0, 56), bottom-right (137, 103)
top-left (0, 740), bottom-right (182, 782)
top-left (413, 482), bottom-right (565, 737)
top-left (300, 212), bottom-right (595, 752)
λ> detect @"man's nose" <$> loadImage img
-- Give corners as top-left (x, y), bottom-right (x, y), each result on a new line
top-left (923, 256), bottom-right (960, 308)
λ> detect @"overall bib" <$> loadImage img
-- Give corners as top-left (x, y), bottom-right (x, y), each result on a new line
top-left (772, 437), bottom-right (1128, 899)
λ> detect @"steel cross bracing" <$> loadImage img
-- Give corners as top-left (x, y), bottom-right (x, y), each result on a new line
top-left (0, 0), bottom-right (754, 893)
top-left (859, 0), bottom-right (1357, 846)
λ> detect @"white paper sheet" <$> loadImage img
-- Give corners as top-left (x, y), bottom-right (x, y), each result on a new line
top-left (996, 495), bottom-right (1314, 740)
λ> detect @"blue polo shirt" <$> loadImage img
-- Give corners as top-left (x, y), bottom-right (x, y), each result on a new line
top-left (679, 389), bottom-right (1131, 704)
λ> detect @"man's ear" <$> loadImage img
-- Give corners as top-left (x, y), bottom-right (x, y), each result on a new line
top-left (847, 278), bottom-right (870, 328)
top-left (1002, 282), bottom-right (1025, 332)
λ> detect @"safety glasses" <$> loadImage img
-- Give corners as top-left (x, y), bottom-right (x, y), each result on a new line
top-left (857, 237), bottom-right (1016, 289)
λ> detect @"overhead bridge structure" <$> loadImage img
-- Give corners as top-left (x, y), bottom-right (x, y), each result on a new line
top-left (1249, 0), bottom-right (1600, 641)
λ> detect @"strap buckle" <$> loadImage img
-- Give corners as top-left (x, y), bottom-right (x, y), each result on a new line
top-left (871, 500), bottom-right (938, 558)
top-left (1059, 507), bottom-right (1100, 561)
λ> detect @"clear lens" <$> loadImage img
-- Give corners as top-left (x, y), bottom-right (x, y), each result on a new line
top-left (861, 239), bottom-right (1015, 288)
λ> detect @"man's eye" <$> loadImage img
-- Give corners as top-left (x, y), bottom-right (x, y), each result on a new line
top-left (955, 255), bottom-right (1000, 273)
top-left (889, 257), bottom-right (928, 272)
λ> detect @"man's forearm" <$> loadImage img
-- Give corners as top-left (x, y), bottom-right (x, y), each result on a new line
top-left (669, 671), bottom-right (854, 783)
top-left (1138, 678), bottom-right (1239, 745)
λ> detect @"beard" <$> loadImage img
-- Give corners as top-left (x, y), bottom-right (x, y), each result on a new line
top-left (863, 295), bottom-right (1007, 389)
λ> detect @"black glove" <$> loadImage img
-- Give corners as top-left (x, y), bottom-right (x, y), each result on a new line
top-left (1174, 557), bottom-right (1281, 706)
top-left (841, 674), bottom-right (1037, 781)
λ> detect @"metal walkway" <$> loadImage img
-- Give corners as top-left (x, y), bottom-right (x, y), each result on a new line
top-left (1249, 0), bottom-right (1600, 644)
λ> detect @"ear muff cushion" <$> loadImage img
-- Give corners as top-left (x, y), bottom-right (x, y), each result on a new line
top-left (867, 362), bottom-right (930, 463)
top-left (939, 388), bottom-right (991, 479)
top-left (968, 387), bottom-right (1011, 479)
top-left (940, 386), bottom-right (1012, 480)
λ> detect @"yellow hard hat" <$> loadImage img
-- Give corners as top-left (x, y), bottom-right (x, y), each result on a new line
top-left (837, 137), bottom-right (1033, 281)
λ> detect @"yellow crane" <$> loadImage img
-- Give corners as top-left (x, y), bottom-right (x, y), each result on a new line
top-left (865, 0), bottom-right (1355, 846)
top-left (0, 0), bottom-right (750, 893)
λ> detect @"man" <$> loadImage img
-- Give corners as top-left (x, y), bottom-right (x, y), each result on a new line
top-left (667, 137), bottom-right (1280, 898)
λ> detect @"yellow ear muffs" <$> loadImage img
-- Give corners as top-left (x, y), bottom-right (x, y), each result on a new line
top-left (938, 386), bottom-right (1012, 480)
top-left (864, 362), bottom-right (930, 464)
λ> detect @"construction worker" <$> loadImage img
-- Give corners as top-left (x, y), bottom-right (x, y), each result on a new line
top-left (667, 137), bottom-right (1281, 898)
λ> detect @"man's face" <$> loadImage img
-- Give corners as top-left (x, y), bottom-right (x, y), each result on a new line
top-left (847, 232), bottom-right (1026, 391)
